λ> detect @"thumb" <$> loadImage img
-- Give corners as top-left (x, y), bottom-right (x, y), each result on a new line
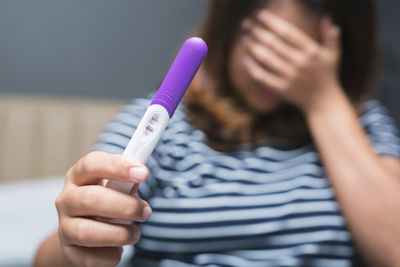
top-left (321, 16), bottom-right (341, 51)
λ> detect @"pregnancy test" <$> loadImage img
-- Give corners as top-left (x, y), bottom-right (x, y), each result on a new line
top-left (105, 37), bottom-right (207, 197)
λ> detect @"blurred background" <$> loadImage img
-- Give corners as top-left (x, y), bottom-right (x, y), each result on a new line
top-left (0, 0), bottom-right (208, 182)
top-left (0, 0), bottom-right (399, 266)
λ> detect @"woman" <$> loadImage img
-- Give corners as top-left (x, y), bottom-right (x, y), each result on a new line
top-left (35, 0), bottom-right (400, 266)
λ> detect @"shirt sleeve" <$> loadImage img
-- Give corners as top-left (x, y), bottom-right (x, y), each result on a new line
top-left (91, 96), bottom-right (162, 201)
top-left (361, 100), bottom-right (400, 158)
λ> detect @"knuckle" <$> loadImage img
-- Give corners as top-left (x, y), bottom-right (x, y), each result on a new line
top-left (55, 187), bottom-right (74, 214)
top-left (108, 154), bottom-right (123, 168)
top-left (75, 220), bottom-right (91, 244)
top-left (59, 221), bottom-right (73, 245)
top-left (78, 159), bottom-right (92, 177)
top-left (306, 46), bottom-right (319, 60)
top-left (79, 152), bottom-right (100, 175)
top-left (80, 187), bottom-right (99, 209)
top-left (55, 194), bottom-right (64, 211)
top-left (65, 166), bottom-right (74, 180)
top-left (58, 222), bottom-right (68, 240)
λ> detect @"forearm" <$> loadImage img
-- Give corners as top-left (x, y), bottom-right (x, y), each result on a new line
top-left (305, 89), bottom-right (400, 266)
top-left (34, 231), bottom-right (68, 267)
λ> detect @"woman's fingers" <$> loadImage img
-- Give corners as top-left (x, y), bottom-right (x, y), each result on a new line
top-left (55, 151), bottom-right (151, 265)
top-left (63, 245), bottom-right (123, 267)
top-left (62, 185), bottom-right (152, 222)
top-left (243, 55), bottom-right (287, 93)
top-left (67, 151), bottom-right (148, 186)
top-left (321, 16), bottom-right (341, 51)
top-left (256, 10), bottom-right (318, 52)
top-left (242, 18), bottom-right (301, 64)
top-left (61, 217), bottom-right (141, 247)
top-left (242, 34), bottom-right (295, 79)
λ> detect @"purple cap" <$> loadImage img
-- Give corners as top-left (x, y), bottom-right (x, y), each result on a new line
top-left (150, 37), bottom-right (208, 118)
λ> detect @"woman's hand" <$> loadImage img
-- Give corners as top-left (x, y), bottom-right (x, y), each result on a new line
top-left (241, 10), bottom-right (342, 113)
top-left (55, 151), bottom-right (152, 267)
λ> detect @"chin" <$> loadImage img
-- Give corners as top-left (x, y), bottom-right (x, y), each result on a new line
top-left (246, 96), bottom-right (282, 114)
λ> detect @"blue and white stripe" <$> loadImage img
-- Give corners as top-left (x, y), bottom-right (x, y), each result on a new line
top-left (93, 97), bottom-right (400, 267)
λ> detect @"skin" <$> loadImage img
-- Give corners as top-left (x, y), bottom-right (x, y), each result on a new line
top-left (230, 0), bottom-right (324, 113)
top-left (34, 152), bottom-right (152, 267)
top-left (35, 0), bottom-right (400, 266)
top-left (229, 0), bottom-right (400, 266)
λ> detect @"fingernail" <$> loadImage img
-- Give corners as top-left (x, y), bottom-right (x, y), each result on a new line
top-left (129, 167), bottom-right (147, 181)
top-left (241, 19), bottom-right (251, 30)
top-left (133, 229), bottom-right (141, 243)
top-left (142, 206), bottom-right (152, 220)
top-left (258, 10), bottom-right (268, 21)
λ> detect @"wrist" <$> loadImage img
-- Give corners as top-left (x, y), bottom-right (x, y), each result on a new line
top-left (302, 84), bottom-right (346, 119)
top-left (34, 232), bottom-right (68, 267)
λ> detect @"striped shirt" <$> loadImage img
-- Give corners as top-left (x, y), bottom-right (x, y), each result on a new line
top-left (93, 96), bottom-right (400, 267)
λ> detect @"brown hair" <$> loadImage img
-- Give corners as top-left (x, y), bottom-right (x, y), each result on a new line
top-left (184, 0), bottom-right (379, 151)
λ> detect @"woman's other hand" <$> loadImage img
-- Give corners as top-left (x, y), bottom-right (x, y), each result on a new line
top-left (55, 151), bottom-right (152, 267)
top-left (241, 10), bottom-right (342, 113)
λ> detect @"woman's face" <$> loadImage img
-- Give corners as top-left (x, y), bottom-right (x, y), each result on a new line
top-left (229, 0), bottom-right (322, 113)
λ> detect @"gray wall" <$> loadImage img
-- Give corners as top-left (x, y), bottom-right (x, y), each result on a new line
top-left (0, 0), bottom-right (209, 99)
top-left (376, 0), bottom-right (400, 125)
top-left (0, 0), bottom-right (399, 124)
